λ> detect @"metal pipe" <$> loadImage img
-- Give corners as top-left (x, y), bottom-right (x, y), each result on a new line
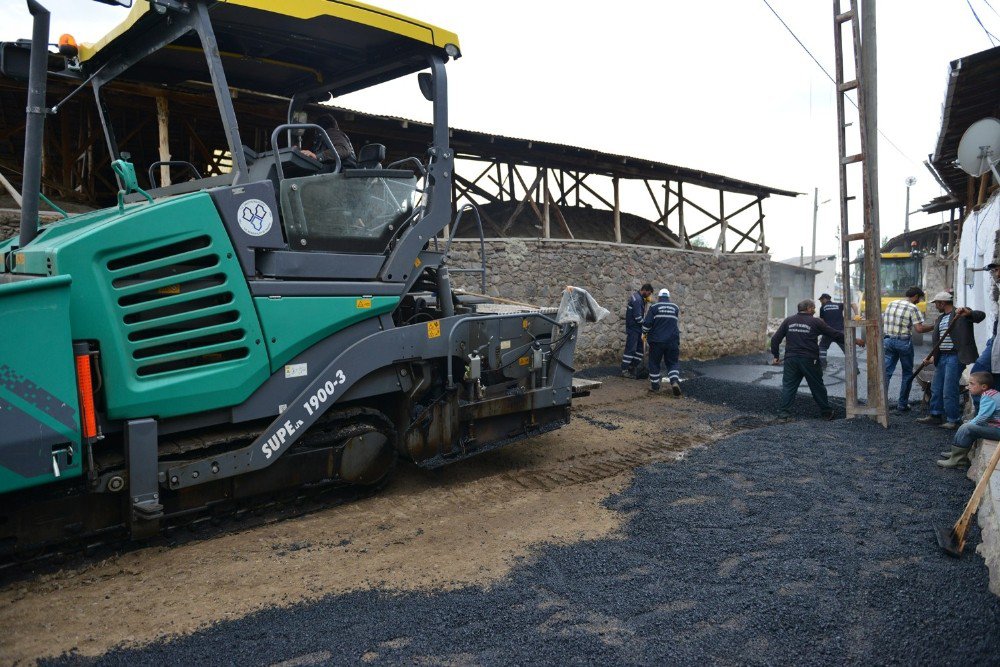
top-left (192, 2), bottom-right (248, 184)
top-left (19, 0), bottom-right (50, 248)
top-left (437, 264), bottom-right (455, 318)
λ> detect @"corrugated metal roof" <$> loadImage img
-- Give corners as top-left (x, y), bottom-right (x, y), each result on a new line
top-left (328, 105), bottom-right (800, 199)
top-left (929, 44), bottom-right (1000, 200)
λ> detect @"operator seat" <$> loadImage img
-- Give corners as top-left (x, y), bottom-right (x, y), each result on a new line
top-left (357, 143), bottom-right (386, 169)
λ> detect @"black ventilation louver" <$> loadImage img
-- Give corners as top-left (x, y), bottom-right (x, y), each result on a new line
top-left (106, 235), bottom-right (250, 377)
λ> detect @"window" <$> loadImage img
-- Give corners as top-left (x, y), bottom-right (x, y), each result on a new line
top-left (280, 172), bottom-right (418, 254)
top-left (770, 297), bottom-right (787, 318)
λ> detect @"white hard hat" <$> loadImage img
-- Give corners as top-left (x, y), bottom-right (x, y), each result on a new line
top-left (658, 288), bottom-right (670, 298)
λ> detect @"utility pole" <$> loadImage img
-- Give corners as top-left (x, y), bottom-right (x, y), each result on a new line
top-left (811, 187), bottom-right (819, 269)
top-left (833, 0), bottom-right (888, 426)
top-left (904, 176), bottom-right (916, 236)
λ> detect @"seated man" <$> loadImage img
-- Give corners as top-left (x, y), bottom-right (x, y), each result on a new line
top-left (301, 113), bottom-right (358, 169)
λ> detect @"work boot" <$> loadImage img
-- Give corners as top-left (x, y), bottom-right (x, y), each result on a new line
top-left (671, 380), bottom-right (682, 397)
top-left (940, 421), bottom-right (960, 431)
top-left (648, 385), bottom-right (660, 393)
top-left (821, 410), bottom-right (835, 421)
top-left (937, 447), bottom-right (971, 468)
top-left (620, 369), bottom-right (631, 378)
top-left (916, 415), bottom-right (944, 426)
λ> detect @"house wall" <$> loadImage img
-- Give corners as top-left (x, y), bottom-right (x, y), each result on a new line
top-left (768, 262), bottom-right (818, 319)
top-left (956, 192), bottom-right (1000, 352)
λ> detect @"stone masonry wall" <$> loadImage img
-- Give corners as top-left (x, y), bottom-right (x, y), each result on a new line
top-left (447, 239), bottom-right (770, 366)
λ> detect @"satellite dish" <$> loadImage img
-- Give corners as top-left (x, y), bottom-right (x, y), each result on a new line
top-left (956, 117), bottom-right (1000, 178)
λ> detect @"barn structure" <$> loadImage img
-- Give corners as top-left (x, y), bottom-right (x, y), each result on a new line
top-left (0, 52), bottom-right (798, 363)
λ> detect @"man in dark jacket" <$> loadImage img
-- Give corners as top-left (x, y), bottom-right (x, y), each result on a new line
top-left (771, 299), bottom-right (865, 420)
top-left (817, 293), bottom-right (857, 368)
top-left (642, 288), bottom-right (682, 395)
top-left (621, 283), bottom-right (653, 378)
top-left (302, 114), bottom-right (358, 169)
top-left (916, 292), bottom-right (986, 429)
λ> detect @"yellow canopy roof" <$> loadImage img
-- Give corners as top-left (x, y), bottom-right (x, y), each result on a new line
top-left (79, 0), bottom-right (461, 98)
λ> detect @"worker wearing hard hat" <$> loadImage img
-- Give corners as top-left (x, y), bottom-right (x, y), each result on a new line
top-left (642, 288), bottom-right (682, 396)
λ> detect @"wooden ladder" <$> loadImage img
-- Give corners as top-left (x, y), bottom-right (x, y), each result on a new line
top-left (833, 0), bottom-right (888, 426)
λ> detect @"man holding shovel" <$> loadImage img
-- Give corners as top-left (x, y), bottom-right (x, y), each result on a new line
top-left (916, 292), bottom-right (986, 429)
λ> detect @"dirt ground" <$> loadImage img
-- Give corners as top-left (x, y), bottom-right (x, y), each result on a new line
top-left (0, 377), bottom-right (757, 665)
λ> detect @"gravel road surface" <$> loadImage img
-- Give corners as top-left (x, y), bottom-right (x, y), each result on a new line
top-left (52, 374), bottom-right (1000, 666)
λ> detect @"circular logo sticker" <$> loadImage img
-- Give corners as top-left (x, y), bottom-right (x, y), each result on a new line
top-left (237, 198), bottom-right (273, 237)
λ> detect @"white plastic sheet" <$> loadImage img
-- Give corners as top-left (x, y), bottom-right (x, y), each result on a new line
top-left (556, 286), bottom-right (609, 325)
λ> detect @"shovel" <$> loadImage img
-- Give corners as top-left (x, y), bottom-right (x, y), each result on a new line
top-left (912, 310), bottom-right (966, 379)
top-left (933, 441), bottom-right (1000, 557)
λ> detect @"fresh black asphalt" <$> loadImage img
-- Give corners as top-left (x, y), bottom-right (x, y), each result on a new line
top-left (48, 375), bottom-right (1000, 666)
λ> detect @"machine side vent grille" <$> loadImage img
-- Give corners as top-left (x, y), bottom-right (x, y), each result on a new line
top-left (106, 235), bottom-right (249, 378)
top-left (132, 330), bottom-right (245, 360)
top-left (127, 311), bottom-right (241, 342)
top-left (123, 293), bottom-right (235, 325)
top-left (136, 348), bottom-right (250, 377)
top-left (107, 236), bottom-right (211, 271)
top-left (111, 254), bottom-right (219, 288)
top-left (118, 274), bottom-right (227, 307)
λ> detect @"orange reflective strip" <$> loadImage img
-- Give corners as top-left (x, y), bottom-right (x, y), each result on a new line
top-left (75, 354), bottom-right (97, 439)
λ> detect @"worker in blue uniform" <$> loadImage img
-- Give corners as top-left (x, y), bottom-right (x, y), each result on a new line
top-left (621, 283), bottom-right (653, 378)
top-left (817, 294), bottom-right (846, 368)
top-left (642, 288), bottom-right (682, 396)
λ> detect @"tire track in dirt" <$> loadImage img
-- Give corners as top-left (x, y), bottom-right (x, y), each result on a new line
top-left (0, 376), bottom-right (762, 664)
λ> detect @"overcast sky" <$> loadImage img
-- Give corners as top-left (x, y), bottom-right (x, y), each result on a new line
top-left (2, 0), bottom-right (997, 262)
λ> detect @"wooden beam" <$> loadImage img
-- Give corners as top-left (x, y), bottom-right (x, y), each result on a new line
top-left (731, 219), bottom-right (759, 252)
top-left (545, 187), bottom-right (574, 239)
top-left (645, 220), bottom-right (681, 248)
top-left (678, 181), bottom-right (687, 247)
top-left (543, 169), bottom-right (550, 239)
top-left (512, 167), bottom-right (547, 228)
top-left (569, 171), bottom-right (614, 210)
top-left (155, 97), bottom-right (171, 187)
top-left (718, 190), bottom-right (726, 253)
top-left (643, 179), bottom-right (664, 220)
top-left (666, 184), bottom-right (722, 223)
top-left (500, 169), bottom-right (544, 235)
top-left (454, 173), bottom-right (502, 205)
top-left (0, 170), bottom-right (22, 207)
top-left (613, 176), bottom-right (621, 243)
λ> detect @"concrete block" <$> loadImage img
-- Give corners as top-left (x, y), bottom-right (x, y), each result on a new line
top-left (968, 440), bottom-right (1000, 596)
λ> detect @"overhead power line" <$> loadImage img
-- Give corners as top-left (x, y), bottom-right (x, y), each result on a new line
top-left (966, 0), bottom-right (999, 45)
top-left (760, 0), bottom-right (916, 164)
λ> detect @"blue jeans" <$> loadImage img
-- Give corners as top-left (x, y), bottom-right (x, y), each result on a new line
top-left (955, 422), bottom-right (1000, 448)
top-left (970, 337), bottom-right (997, 408)
top-left (883, 337), bottom-right (914, 409)
top-left (930, 353), bottom-right (965, 424)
